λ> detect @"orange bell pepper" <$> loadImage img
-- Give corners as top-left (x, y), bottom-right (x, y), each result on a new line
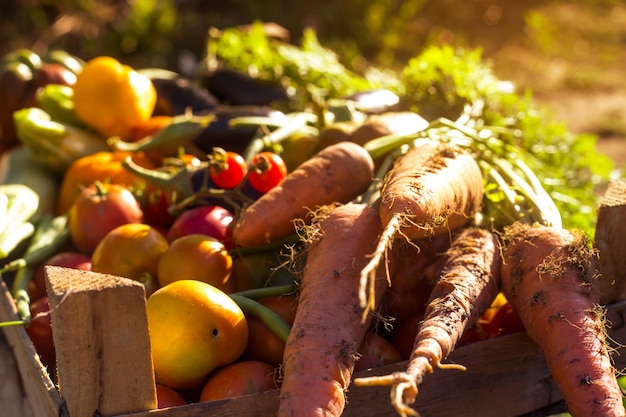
top-left (57, 150), bottom-right (157, 215)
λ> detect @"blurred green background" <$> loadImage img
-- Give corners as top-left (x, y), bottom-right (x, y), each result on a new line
top-left (2, 0), bottom-right (626, 150)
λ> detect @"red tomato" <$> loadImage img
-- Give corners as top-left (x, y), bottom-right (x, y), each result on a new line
top-left (29, 251), bottom-right (92, 301)
top-left (25, 296), bottom-right (55, 368)
top-left (166, 205), bottom-right (234, 246)
top-left (142, 188), bottom-right (175, 230)
top-left (209, 150), bottom-right (247, 189)
top-left (482, 301), bottom-right (525, 338)
top-left (354, 331), bottom-right (403, 372)
top-left (68, 182), bottom-right (143, 254)
top-left (247, 152), bottom-right (287, 193)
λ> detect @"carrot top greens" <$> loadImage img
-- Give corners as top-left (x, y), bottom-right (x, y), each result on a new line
top-left (204, 23), bottom-right (613, 238)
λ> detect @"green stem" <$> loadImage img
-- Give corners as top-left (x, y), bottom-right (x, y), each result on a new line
top-left (229, 293), bottom-right (291, 343)
top-left (108, 113), bottom-right (213, 154)
top-left (0, 320), bottom-right (26, 328)
top-left (232, 283), bottom-right (296, 300)
top-left (241, 112), bottom-right (317, 163)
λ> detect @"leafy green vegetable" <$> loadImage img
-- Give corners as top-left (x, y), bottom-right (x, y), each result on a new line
top-left (204, 21), bottom-right (392, 112)
top-left (397, 45), bottom-right (613, 237)
top-left (204, 28), bottom-right (611, 237)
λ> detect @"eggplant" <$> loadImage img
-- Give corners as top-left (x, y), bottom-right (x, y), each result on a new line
top-left (138, 68), bottom-right (219, 116)
top-left (200, 68), bottom-right (289, 107)
top-left (190, 105), bottom-right (286, 156)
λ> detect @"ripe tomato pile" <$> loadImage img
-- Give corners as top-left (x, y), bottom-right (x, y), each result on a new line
top-left (1, 51), bottom-right (527, 410)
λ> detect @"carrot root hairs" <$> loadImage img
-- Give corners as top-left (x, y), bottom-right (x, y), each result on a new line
top-left (359, 142), bottom-right (484, 317)
top-left (277, 202), bottom-right (393, 417)
top-left (501, 223), bottom-right (626, 417)
top-left (355, 227), bottom-right (501, 417)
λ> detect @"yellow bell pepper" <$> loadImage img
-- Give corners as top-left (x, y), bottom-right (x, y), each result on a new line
top-left (72, 56), bottom-right (156, 140)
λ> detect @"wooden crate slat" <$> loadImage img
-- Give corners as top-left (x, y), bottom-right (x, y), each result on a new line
top-left (0, 277), bottom-right (66, 417)
top-left (46, 266), bottom-right (157, 417)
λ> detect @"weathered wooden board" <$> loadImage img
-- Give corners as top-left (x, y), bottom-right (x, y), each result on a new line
top-left (0, 277), bottom-right (65, 417)
top-left (3, 265), bottom-right (626, 417)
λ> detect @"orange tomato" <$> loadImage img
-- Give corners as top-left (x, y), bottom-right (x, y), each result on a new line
top-left (155, 383), bottom-right (187, 408)
top-left (354, 331), bottom-right (403, 372)
top-left (156, 234), bottom-right (233, 292)
top-left (242, 295), bottom-right (298, 367)
top-left (57, 150), bottom-right (157, 215)
top-left (91, 223), bottom-right (169, 296)
top-left (146, 280), bottom-right (248, 390)
top-left (199, 360), bottom-right (279, 402)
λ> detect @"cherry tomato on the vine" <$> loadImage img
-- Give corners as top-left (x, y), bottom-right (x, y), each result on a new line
top-left (209, 149), bottom-right (247, 189)
top-left (248, 152), bottom-right (287, 194)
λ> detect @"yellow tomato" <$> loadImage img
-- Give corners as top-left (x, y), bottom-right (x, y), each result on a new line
top-left (146, 280), bottom-right (248, 390)
top-left (73, 56), bottom-right (156, 139)
top-left (156, 234), bottom-right (233, 292)
top-left (91, 223), bottom-right (169, 296)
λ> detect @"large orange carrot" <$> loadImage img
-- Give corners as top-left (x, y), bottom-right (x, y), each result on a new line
top-left (232, 141), bottom-right (374, 247)
top-left (379, 142), bottom-right (484, 240)
top-left (354, 227), bottom-right (502, 417)
top-left (360, 141), bottom-right (484, 315)
top-left (500, 224), bottom-right (625, 417)
top-left (277, 202), bottom-right (392, 417)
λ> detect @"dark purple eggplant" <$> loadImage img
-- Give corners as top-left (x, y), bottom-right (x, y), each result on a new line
top-left (343, 89), bottom-right (400, 114)
top-left (200, 68), bottom-right (289, 107)
top-left (139, 68), bottom-right (219, 116)
top-left (190, 105), bottom-right (286, 156)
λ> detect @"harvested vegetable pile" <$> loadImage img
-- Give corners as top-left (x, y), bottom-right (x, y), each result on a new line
top-left (0, 20), bottom-right (623, 417)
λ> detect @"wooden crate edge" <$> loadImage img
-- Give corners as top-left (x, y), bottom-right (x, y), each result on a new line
top-left (3, 274), bottom-right (626, 417)
top-left (0, 276), bottom-right (66, 417)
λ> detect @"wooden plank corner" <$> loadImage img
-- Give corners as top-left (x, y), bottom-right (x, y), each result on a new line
top-left (45, 266), bottom-right (157, 417)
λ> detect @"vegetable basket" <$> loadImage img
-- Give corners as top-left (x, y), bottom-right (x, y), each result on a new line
top-left (1, 179), bottom-right (626, 417)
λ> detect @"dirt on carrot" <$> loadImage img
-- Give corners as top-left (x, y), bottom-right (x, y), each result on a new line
top-left (277, 202), bottom-right (394, 417)
top-left (359, 141), bottom-right (484, 318)
top-left (500, 223), bottom-right (625, 417)
top-left (354, 227), bottom-right (502, 417)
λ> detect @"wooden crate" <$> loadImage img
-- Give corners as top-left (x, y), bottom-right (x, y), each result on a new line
top-left (1, 179), bottom-right (626, 417)
top-left (2, 267), bottom-right (626, 417)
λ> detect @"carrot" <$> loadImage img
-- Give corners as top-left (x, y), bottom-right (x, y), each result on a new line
top-left (277, 202), bottom-right (392, 417)
top-left (232, 141), bottom-right (375, 247)
top-left (354, 227), bottom-right (502, 417)
top-left (500, 223), bottom-right (625, 417)
top-left (359, 141), bottom-right (484, 316)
